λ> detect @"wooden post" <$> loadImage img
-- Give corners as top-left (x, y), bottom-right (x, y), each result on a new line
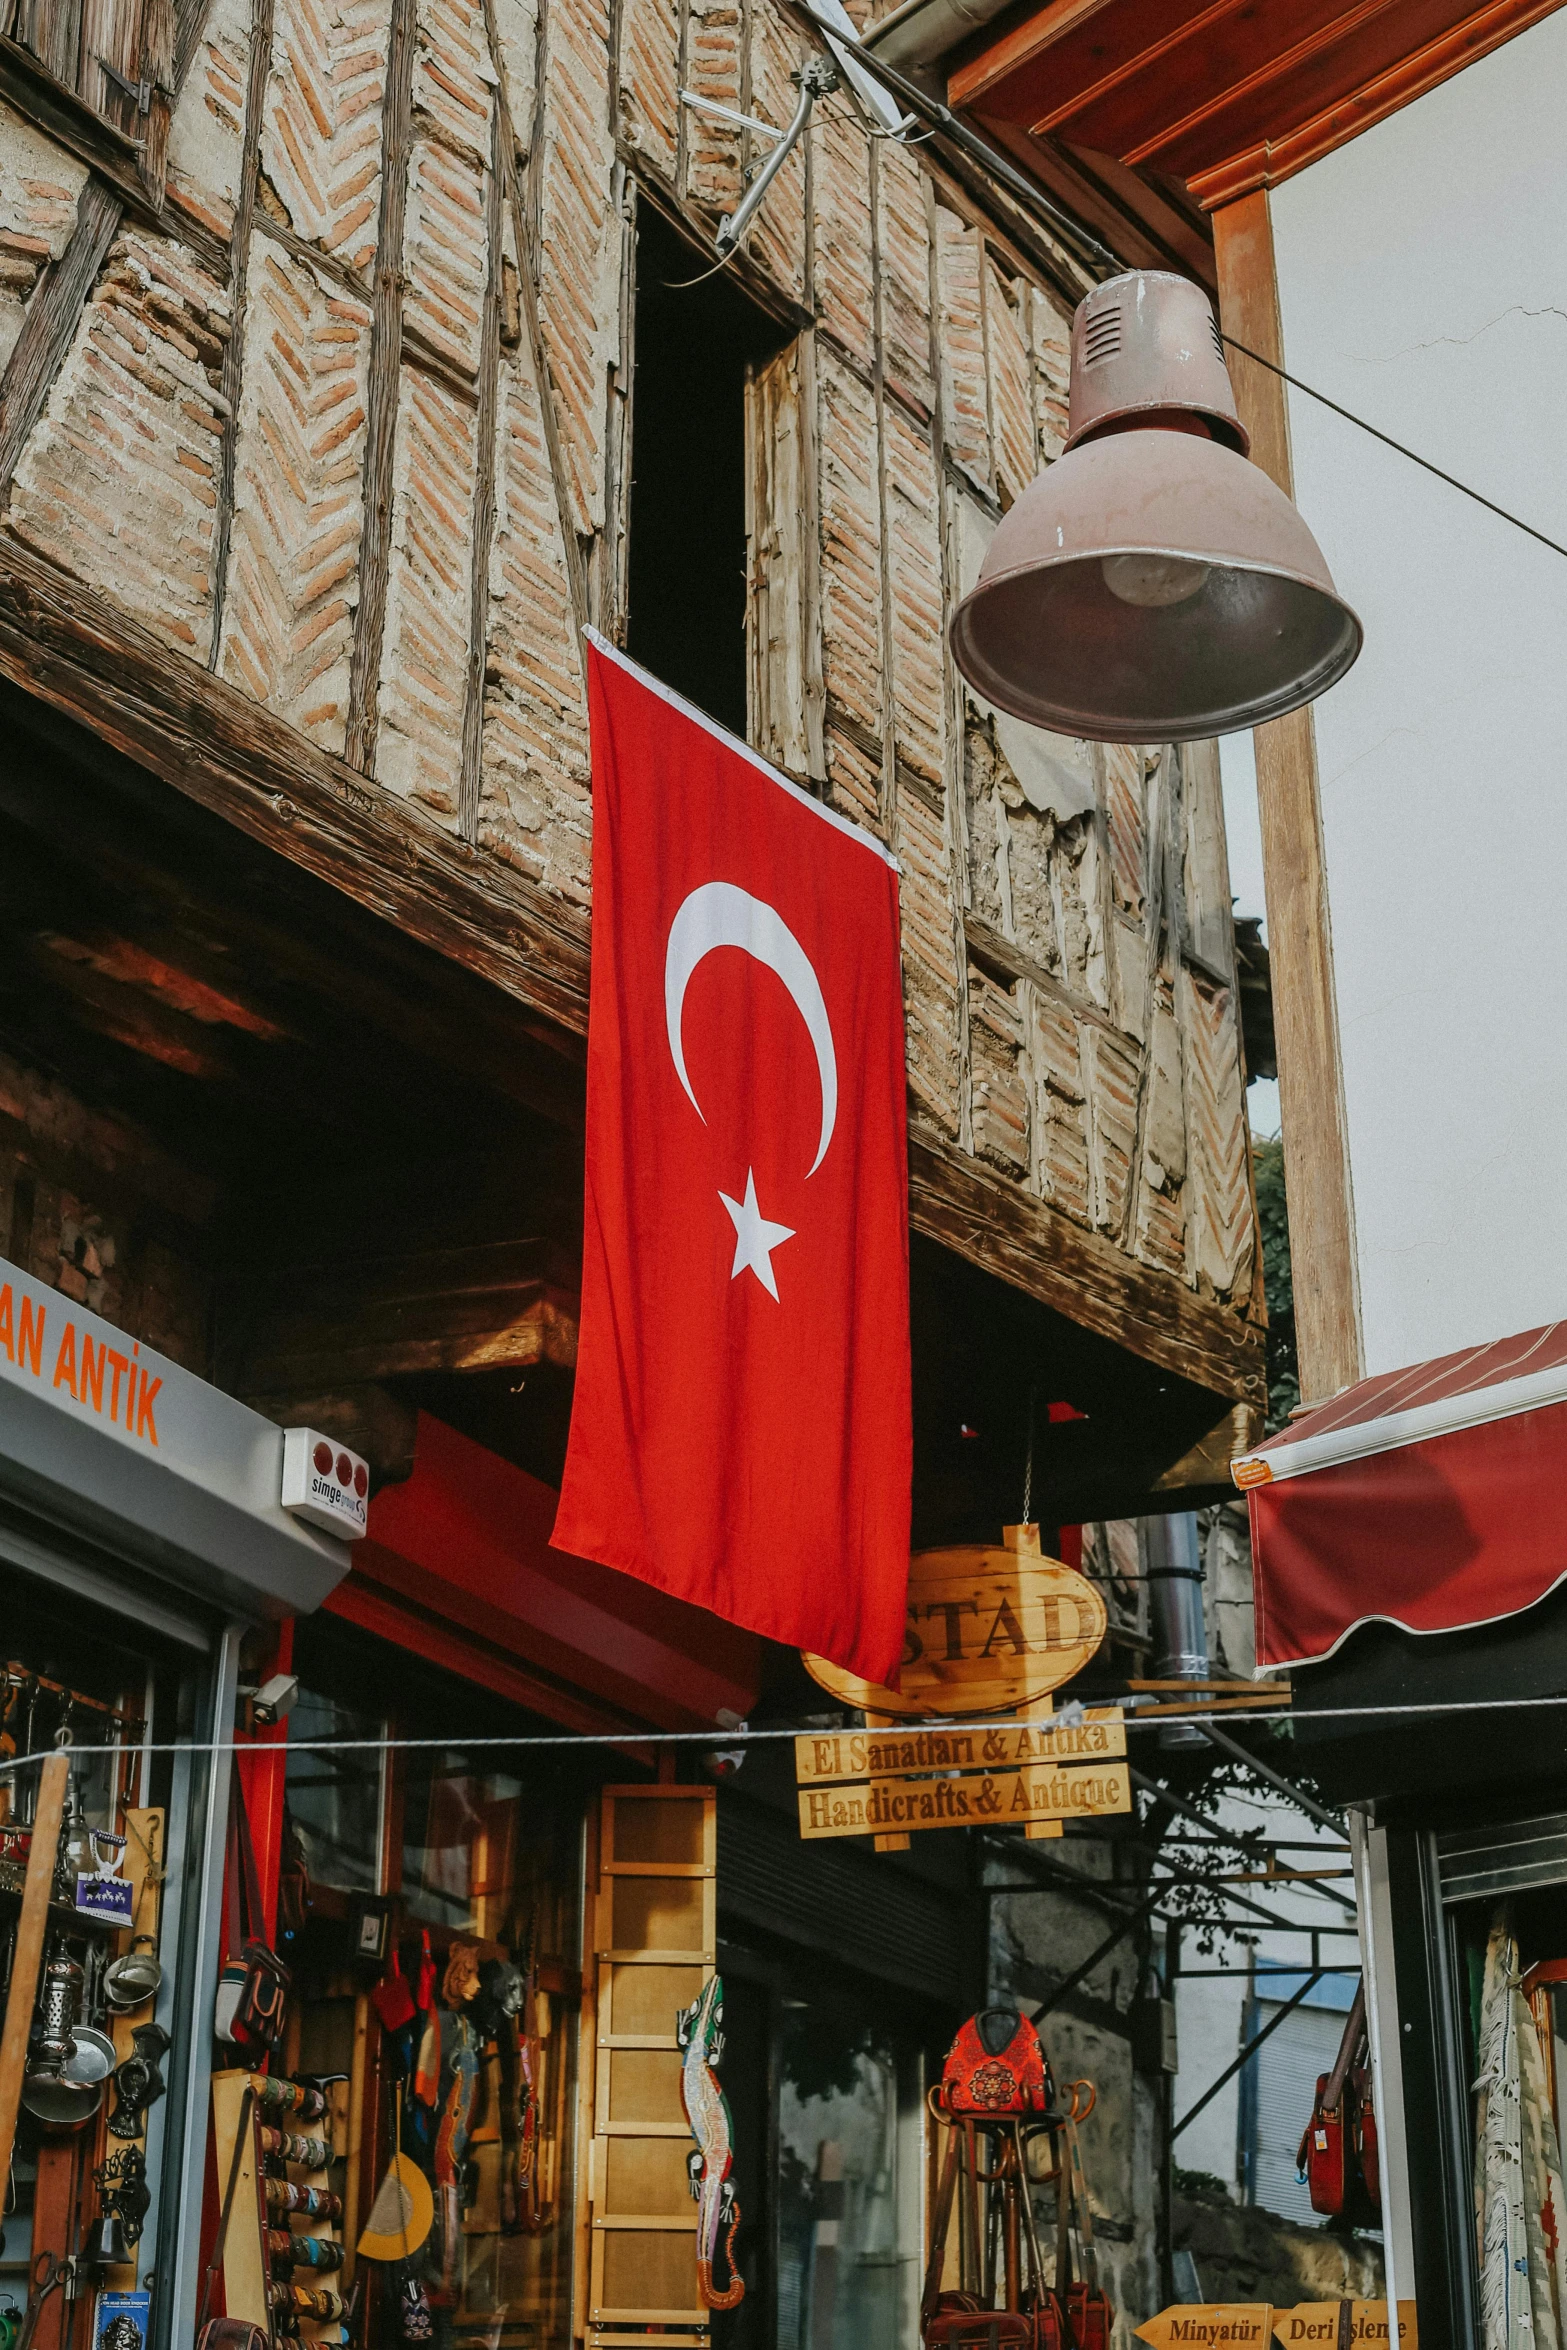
top-left (0, 1749), bottom-right (68, 2200)
top-left (1211, 190), bottom-right (1364, 1404)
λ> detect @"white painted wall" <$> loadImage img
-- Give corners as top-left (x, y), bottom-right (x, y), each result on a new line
top-left (1265, 14), bottom-right (1567, 1376)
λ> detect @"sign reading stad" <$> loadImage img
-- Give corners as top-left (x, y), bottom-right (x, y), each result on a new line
top-left (803, 1525), bottom-right (1107, 1718)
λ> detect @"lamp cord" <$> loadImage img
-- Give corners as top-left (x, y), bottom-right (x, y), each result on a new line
top-left (1221, 331), bottom-right (1567, 566)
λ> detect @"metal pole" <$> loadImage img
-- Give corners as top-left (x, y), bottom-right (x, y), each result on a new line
top-left (1027, 1881), bottom-right (1172, 2021)
top-left (791, 2), bottom-right (1118, 274)
top-left (1171, 1968), bottom-right (1325, 2141)
top-left (716, 58), bottom-right (836, 254)
top-left (1199, 1721), bottom-right (1347, 1838)
top-left (1133, 1766), bottom-right (1358, 1916)
top-left (163, 1623), bottom-right (242, 2350)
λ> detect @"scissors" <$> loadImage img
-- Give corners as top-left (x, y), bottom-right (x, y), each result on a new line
top-left (16, 2252), bottom-right (69, 2350)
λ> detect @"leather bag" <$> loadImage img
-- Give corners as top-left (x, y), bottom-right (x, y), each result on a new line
top-left (213, 1775), bottom-right (290, 2058)
top-left (1296, 1988), bottom-right (1378, 2225)
top-left (937, 2010), bottom-right (1052, 2120)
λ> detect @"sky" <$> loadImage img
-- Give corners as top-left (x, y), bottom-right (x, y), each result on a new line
top-left (1217, 732), bottom-right (1282, 1139)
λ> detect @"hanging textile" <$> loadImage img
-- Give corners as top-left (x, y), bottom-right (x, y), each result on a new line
top-left (1475, 1914), bottom-right (1567, 2350)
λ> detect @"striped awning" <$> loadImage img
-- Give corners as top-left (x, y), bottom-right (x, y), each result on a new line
top-left (1231, 1323), bottom-right (1567, 1669)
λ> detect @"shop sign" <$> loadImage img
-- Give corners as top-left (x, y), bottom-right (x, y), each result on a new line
top-left (281, 1427), bottom-right (370, 1540)
top-left (1137, 2312), bottom-right (1275, 2350)
top-left (802, 1526), bottom-right (1108, 1719)
top-left (1275, 2307), bottom-right (1416, 2349)
top-left (1137, 2311), bottom-right (1417, 2350)
top-left (796, 1756), bottom-right (1131, 1840)
top-left (795, 1709), bottom-right (1125, 1784)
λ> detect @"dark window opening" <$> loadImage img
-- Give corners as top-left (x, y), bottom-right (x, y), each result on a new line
top-left (625, 200), bottom-right (789, 738)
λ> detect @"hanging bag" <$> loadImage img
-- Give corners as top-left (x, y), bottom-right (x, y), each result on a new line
top-left (372, 1947), bottom-right (417, 2034)
top-left (1297, 1987), bottom-right (1377, 2225)
top-left (195, 2084), bottom-right (270, 2350)
top-left (214, 1773), bottom-right (290, 2058)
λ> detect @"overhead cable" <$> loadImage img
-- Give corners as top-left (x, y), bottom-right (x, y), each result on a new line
top-left (1222, 332), bottom-right (1567, 565)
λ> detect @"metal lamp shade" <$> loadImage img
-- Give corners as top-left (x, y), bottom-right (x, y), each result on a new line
top-left (950, 268), bottom-right (1361, 742)
top-left (950, 427), bottom-right (1361, 741)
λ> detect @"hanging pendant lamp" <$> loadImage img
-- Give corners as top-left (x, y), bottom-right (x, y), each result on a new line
top-left (949, 272), bottom-right (1362, 742)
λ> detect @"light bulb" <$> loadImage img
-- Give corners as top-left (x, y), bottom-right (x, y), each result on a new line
top-left (1101, 551), bottom-right (1211, 608)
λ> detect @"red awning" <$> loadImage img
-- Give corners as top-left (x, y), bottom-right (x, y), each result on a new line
top-left (1232, 1323), bottom-right (1567, 1670)
top-left (328, 1411), bottom-right (761, 1731)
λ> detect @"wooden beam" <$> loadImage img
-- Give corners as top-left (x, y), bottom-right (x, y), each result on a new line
top-left (976, 117), bottom-right (1202, 281)
top-left (344, 0), bottom-right (416, 773)
top-left (1212, 191), bottom-right (1361, 1402)
top-left (1153, 1399), bottom-right (1263, 1489)
top-left (907, 1124), bottom-right (1265, 1404)
top-left (459, 102), bottom-right (505, 844)
top-left (224, 1238), bottom-right (579, 1389)
top-left (947, 0), bottom-right (1120, 112)
top-left (0, 534), bottom-right (592, 1043)
top-left (1187, 0), bottom-right (1567, 206)
top-left (209, 0), bottom-right (273, 662)
top-left (0, 177), bottom-right (123, 488)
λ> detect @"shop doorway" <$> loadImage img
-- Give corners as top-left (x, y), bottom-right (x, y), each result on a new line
top-left (713, 1944), bottom-right (933, 2350)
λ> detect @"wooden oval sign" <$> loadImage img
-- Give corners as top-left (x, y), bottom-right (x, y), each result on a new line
top-left (803, 1525), bottom-right (1107, 1719)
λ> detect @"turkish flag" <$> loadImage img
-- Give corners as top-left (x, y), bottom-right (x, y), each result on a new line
top-left (551, 634), bottom-right (912, 1682)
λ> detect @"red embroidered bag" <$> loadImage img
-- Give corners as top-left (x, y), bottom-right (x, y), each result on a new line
top-left (938, 2009), bottom-right (1052, 2119)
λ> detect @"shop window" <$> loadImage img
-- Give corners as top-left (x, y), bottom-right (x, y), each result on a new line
top-left (279, 1622), bottom-right (588, 2350)
top-left (0, 1571), bottom-right (208, 2320)
top-left (775, 1995), bottom-right (925, 2350)
top-left (284, 1685), bottom-right (385, 1893)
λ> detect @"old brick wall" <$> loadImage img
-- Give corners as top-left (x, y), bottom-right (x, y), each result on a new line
top-left (0, 0), bottom-right (1261, 1363)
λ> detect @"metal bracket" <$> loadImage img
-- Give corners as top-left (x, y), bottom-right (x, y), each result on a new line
top-left (715, 54), bottom-right (839, 257)
top-left (95, 54), bottom-right (152, 111)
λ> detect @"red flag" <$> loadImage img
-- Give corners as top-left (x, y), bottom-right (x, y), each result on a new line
top-left (552, 634), bottom-right (911, 1682)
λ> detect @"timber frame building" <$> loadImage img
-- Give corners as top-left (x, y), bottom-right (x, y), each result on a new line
top-left (0, 0), bottom-right (1266, 2339)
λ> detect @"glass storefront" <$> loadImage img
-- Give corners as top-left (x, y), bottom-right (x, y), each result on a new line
top-left (284, 1618), bottom-right (590, 2350)
top-left (0, 1544), bottom-right (223, 2346)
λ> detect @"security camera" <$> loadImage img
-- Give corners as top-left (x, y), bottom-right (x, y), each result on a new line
top-left (702, 1710), bottom-right (747, 1780)
top-left (246, 1672), bottom-right (300, 1727)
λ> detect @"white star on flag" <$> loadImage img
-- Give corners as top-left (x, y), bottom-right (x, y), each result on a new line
top-left (719, 1170), bottom-right (795, 1301)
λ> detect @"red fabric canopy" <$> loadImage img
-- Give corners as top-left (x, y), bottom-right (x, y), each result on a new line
top-left (1234, 1322), bottom-right (1567, 1669)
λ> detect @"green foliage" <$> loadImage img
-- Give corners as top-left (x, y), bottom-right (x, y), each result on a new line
top-left (1253, 1136), bottom-right (1299, 1432)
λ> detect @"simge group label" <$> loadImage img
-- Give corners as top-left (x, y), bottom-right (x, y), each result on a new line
top-left (796, 1759), bottom-right (1131, 1839)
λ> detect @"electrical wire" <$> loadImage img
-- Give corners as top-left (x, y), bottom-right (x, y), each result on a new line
top-left (1221, 331), bottom-right (1567, 566)
top-left (11, 1679), bottom-right (1567, 1769)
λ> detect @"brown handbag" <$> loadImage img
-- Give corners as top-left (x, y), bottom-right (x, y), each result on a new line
top-left (196, 2085), bottom-right (270, 2350)
top-left (213, 1774), bottom-right (290, 2059)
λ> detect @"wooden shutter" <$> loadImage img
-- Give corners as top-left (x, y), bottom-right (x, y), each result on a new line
top-left (745, 340), bottom-right (825, 790)
top-left (1180, 738), bottom-right (1236, 982)
top-left (585, 1783), bottom-right (716, 2350)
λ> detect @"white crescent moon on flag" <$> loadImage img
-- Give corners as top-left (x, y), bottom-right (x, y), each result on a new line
top-left (664, 881), bottom-right (838, 1177)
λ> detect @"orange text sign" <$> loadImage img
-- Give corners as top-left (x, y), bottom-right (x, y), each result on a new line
top-left (802, 1525), bottom-right (1107, 1718)
top-left (1274, 2309), bottom-right (1416, 2350)
top-left (1137, 2311), bottom-right (1274, 2350)
top-left (796, 1757), bottom-right (1130, 1840)
top-left (794, 1711), bottom-right (1125, 1783)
